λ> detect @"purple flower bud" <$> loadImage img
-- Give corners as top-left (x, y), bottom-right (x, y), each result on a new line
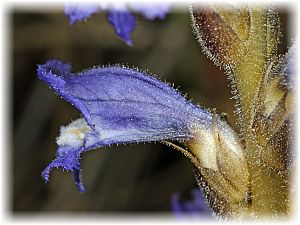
top-left (38, 59), bottom-right (212, 192)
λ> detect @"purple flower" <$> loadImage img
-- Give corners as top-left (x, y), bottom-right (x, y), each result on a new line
top-left (171, 188), bottom-right (212, 218)
top-left (38, 59), bottom-right (212, 192)
top-left (64, 2), bottom-right (170, 46)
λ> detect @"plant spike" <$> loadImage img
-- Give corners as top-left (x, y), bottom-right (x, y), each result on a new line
top-left (191, 4), bottom-right (294, 219)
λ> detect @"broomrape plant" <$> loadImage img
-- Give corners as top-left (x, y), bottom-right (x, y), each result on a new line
top-left (38, 2), bottom-right (296, 220)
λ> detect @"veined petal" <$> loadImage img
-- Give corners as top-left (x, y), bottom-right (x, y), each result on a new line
top-left (64, 3), bottom-right (100, 25)
top-left (130, 3), bottom-right (170, 20)
top-left (107, 9), bottom-right (136, 46)
top-left (38, 60), bottom-right (212, 140)
top-left (38, 59), bottom-right (212, 192)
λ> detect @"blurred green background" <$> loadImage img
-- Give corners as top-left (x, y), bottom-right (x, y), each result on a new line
top-left (11, 4), bottom-right (291, 214)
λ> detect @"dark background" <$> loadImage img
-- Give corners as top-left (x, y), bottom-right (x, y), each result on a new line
top-left (11, 4), bottom-right (291, 215)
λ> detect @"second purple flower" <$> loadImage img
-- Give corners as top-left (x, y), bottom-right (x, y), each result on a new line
top-left (64, 2), bottom-right (170, 46)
